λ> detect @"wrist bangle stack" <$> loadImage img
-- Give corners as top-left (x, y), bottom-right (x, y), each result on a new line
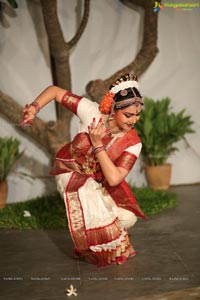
top-left (30, 101), bottom-right (41, 113)
top-left (93, 145), bottom-right (106, 155)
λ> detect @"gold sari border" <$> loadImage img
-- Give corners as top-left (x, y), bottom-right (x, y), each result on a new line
top-left (87, 217), bottom-right (122, 246)
top-left (115, 151), bottom-right (137, 172)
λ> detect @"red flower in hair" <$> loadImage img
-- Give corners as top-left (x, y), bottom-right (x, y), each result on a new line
top-left (99, 91), bottom-right (115, 114)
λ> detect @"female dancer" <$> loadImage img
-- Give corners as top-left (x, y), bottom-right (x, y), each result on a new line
top-left (21, 73), bottom-right (146, 266)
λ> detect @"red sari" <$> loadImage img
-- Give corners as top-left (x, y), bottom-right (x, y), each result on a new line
top-left (50, 91), bottom-right (146, 266)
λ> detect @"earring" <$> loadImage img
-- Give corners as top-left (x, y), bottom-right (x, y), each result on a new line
top-left (108, 113), bottom-right (115, 121)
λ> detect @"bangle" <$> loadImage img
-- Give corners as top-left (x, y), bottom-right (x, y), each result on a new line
top-left (93, 146), bottom-right (106, 155)
top-left (93, 144), bottom-right (103, 150)
top-left (30, 101), bottom-right (41, 113)
top-left (92, 145), bottom-right (103, 152)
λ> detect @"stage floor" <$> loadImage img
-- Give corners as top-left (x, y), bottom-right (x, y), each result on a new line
top-left (0, 184), bottom-right (200, 300)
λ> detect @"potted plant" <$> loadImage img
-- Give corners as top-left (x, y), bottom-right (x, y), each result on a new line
top-left (135, 97), bottom-right (194, 190)
top-left (0, 137), bottom-right (23, 208)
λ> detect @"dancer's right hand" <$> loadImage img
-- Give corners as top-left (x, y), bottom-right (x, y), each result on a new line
top-left (20, 104), bottom-right (36, 126)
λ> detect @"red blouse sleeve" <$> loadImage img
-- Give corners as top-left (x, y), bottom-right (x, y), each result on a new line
top-left (115, 151), bottom-right (137, 172)
top-left (61, 91), bottom-right (82, 115)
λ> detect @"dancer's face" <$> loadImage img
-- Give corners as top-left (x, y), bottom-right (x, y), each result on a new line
top-left (113, 104), bottom-right (142, 132)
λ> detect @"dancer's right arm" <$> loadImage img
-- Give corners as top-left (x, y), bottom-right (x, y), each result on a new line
top-left (21, 86), bottom-right (67, 125)
top-left (30, 85), bottom-right (66, 106)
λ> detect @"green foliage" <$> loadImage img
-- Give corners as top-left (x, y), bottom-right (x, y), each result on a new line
top-left (0, 192), bottom-right (67, 229)
top-left (135, 97), bottom-right (194, 166)
top-left (132, 187), bottom-right (178, 216)
top-left (0, 189), bottom-right (178, 229)
top-left (0, 137), bottom-right (23, 182)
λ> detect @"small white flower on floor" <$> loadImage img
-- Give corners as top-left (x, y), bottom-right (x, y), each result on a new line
top-left (65, 284), bottom-right (77, 296)
top-left (23, 210), bottom-right (31, 217)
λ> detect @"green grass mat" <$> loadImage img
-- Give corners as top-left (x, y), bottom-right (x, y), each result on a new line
top-left (0, 188), bottom-right (178, 229)
top-left (132, 187), bottom-right (178, 216)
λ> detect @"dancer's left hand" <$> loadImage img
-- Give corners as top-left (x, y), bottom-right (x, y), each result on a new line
top-left (88, 117), bottom-right (108, 147)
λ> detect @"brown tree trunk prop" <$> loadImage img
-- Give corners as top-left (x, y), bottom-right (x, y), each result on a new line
top-left (0, 0), bottom-right (90, 155)
top-left (40, 0), bottom-right (90, 122)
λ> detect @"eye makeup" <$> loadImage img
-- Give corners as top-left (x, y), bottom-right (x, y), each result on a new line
top-left (124, 110), bottom-right (142, 118)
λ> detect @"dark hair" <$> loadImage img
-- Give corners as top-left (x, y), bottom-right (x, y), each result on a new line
top-left (109, 73), bottom-right (143, 110)
top-left (114, 87), bottom-right (142, 103)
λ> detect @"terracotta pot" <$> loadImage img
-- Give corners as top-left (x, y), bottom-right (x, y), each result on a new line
top-left (0, 181), bottom-right (8, 209)
top-left (145, 164), bottom-right (172, 190)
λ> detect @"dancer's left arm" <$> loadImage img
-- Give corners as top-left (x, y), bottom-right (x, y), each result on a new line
top-left (88, 119), bottom-right (140, 187)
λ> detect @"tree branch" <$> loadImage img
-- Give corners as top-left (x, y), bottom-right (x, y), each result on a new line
top-left (105, 0), bottom-right (158, 84)
top-left (40, 0), bottom-right (69, 58)
top-left (0, 90), bottom-right (48, 150)
top-left (86, 0), bottom-right (159, 102)
top-left (40, 0), bottom-right (72, 125)
top-left (68, 0), bottom-right (90, 49)
top-left (40, 0), bottom-right (90, 124)
top-left (0, 91), bottom-right (70, 155)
